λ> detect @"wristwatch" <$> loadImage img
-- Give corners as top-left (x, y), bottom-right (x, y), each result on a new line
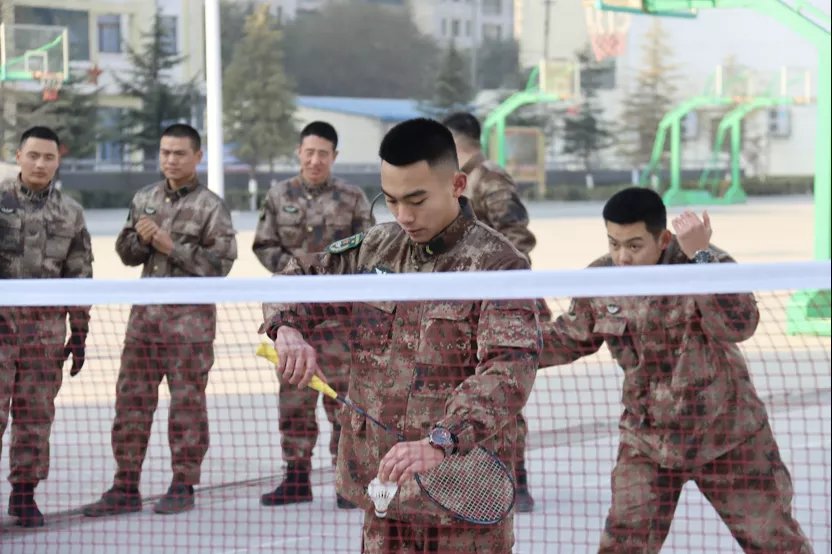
top-left (428, 426), bottom-right (458, 457)
top-left (692, 249), bottom-right (716, 264)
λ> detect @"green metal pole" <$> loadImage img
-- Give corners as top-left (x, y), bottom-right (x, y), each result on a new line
top-left (670, 119), bottom-right (681, 193)
top-left (730, 119), bottom-right (741, 193)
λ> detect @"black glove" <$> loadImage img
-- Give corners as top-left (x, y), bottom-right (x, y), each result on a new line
top-left (63, 329), bottom-right (87, 377)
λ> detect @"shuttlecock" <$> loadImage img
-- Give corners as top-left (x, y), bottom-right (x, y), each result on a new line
top-left (367, 478), bottom-right (398, 518)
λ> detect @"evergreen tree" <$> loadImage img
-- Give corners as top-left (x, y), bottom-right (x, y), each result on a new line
top-left (117, 12), bottom-right (199, 161)
top-left (561, 47), bottom-right (615, 172)
top-left (618, 19), bottom-right (679, 166)
top-left (14, 76), bottom-right (101, 158)
top-left (223, 5), bottom-right (296, 176)
top-left (432, 41), bottom-right (473, 111)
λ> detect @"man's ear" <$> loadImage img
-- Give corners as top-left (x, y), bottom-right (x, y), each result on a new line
top-left (452, 172), bottom-right (467, 198)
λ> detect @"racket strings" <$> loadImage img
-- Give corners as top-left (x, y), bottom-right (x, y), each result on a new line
top-left (416, 447), bottom-right (515, 524)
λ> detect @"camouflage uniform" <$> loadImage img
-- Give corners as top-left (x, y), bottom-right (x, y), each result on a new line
top-left (263, 199), bottom-right (539, 553)
top-left (110, 178), bottom-right (236, 488)
top-left (0, 176), bottom-right (92, 485)
top-left (540, 238), bottom-right (812, 553)
top-left (461, 152), bottom-right (544, 481)
top-left (253, 175), bottom-right (373, 465)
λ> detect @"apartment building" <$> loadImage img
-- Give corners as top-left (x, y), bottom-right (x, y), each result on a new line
top-left (2, 0), bottom-right (205, 162)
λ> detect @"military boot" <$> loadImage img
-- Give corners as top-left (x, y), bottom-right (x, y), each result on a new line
top-left (8, 483), bottom-right (44, 528)
top-left (514, 462), bottom-right (535, 513)
top-left (82, 486), bottom-right (143, 517)
top-left (261, 462), bottom-right (313, 506)
top-left (153, 483), bottom-right (195, 515)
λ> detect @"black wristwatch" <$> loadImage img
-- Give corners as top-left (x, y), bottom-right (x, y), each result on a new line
top-left (428, 426), bottom-right (458, 457)
top-left (692, 249), bottom-right (716, 264)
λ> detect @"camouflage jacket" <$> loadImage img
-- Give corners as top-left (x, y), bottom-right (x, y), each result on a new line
top-left (0, 176), bottom-right (92, 340)
top-left (115, 178), bottom-right (237, 343)
top-left (263, 199), bottom-right (540, 524)
top-left (461, 152), bottom-right (536, 259)
top-left (252, 175), bottom-right (373, 274)
top-left (540, 238), bottom-right (767, 469)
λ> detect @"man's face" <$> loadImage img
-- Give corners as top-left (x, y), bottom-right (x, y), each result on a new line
top-left (159, 135), bottom-right (202, 183)
top-left (381, 159), bottom-right (466, 244)
top-left (16, 137), bottom-right (60, 190)
top-left (606, 221), bottom-right (671, 266)
top-left (298, 134), bottom-right (337, 185)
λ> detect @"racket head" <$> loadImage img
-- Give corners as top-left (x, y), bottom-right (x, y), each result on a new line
top-left (414, 446), bottom-right (515, 525)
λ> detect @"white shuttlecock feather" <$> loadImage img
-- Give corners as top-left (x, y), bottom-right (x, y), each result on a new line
top-left (367, 478), bottom-right (398, 518)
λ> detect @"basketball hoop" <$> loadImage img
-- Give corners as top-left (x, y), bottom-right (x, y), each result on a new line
top-left (33, 71), bottom-right (63, 102)
top-left (584, 1), bottom-right (632, 62)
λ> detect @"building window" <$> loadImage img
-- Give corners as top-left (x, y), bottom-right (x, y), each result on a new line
top-left (97, 14), bottom-right (122, 54)
top-left (483, 0), bottom-right (502, 16)
top-left (159, 15), bottom-right (178, 55)
top-left (465, 20), bottom-right (472, 37)
top-left (451, 19), bottom-right (460, 37)
top-left (97, 108), bottom-right (124, 163)
top-left (441, 18), bottom-right (448, 36)
top-left (580, 58), bottom-right (616, 90)
top-left (14, 6), bottom-right (91, 61)
top-left (482, 23), bottom-right (502, 40)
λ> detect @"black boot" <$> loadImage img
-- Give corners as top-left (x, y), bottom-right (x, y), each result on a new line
top-left (514, 462), bottom-right (535, 513)
top-left (261, 462), bottom-right (313, 506)
top-left (8, 483), bottom-right (45, 528)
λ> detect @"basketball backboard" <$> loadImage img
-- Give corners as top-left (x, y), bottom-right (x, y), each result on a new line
top-left (597, 0), bottom-right (697, 18)
top-left (538, 59), bottom-right (579, 100)
top-left (0, 23), bottom-right (68, 83)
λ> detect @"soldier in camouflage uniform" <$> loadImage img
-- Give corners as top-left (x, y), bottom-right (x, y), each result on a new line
top-left (83, 124), bottom-right (237, 518)
top-left (254, 121), bottom-right (373, 509)
top-left (263, 119), bottom-right (540, 553)
top-left (442, 111), bottom-right (542, 512)
top-left (540, 187), bottom-right (812, 553)
top-left (0, 127), bottom-right (92, 528)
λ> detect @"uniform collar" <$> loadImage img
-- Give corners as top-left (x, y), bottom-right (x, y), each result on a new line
top-left (298, 174), bottom-right (333, 196)
top-left (412, 197), bottom-right (477, 261)
top-left (460, 151), bottom-right (486, 175)
top-left (164, 176), bottom-right (200, 199)
top-left (17, 174), bottom-right (53, 203)
top-left (660, 236), bottom-right (689, 265)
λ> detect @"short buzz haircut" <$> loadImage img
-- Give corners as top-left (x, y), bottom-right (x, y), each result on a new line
top-left (19, 126), bottom-right (61, 149)
top-left (379, 118), bottom-right (458, 169)
top-left (300, 121), bottom-right (338, 150)
top-left (161, 123), bottom-right (201, 152)
top-left (441, 112), bottom-right (481, 145)
top-left (602, 187), bottom-right (667, 237)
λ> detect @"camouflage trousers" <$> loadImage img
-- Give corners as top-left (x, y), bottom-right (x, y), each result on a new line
top-left (514, 412), bottom-right (527, 467)
top-left (0, 341), bottom-right (64, 484)
top-left (600, 422), bottom-right (813, 553)
top-left (361, 513), bottom-right (514, 553)
top-left (111, 341), bottom-right (214, 488)
top-left (279, 326), bottom-right (349, 465)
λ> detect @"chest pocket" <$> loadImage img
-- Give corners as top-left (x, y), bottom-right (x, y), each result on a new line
top-left (45, 222), bottom-right (74, 259)
top-left (413, 302), bottom-right (475, 393)
top-left (276, 205), bottom-right (306, 247)
top-left (0, 213), bottom-right (23, 254)
top-left (593, 315), bottom-right (639, 370)
top-left (171, 220), bottom-right (203, 245)
top-left (351, 301), bottom-right (396, 380)
top-left (325, 212), bottom-right (354, 241)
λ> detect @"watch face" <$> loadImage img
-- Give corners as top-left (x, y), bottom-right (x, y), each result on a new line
top-left (430, 427), bottom-right (452, 447)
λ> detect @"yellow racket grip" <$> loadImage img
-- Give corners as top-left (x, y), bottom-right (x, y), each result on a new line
top-left (255, 342), bottom-right (339, 400)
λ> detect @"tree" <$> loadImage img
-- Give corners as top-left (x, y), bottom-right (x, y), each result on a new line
top-left (618, 19), bottom-right (679, 167)
top-left (117, 12), bottom-right (199, 161)
top-left (223, 5), bottom-right (295, 176)
top-left (561, 46), bottom-right (615, 172)
top-left (220, 0), bottom-right (256, 70)
top-left (432, 41), bottom-right (473, 112)
top-left (13, 77), bottom-right (102, 158)
top-left (476, 39), bottom-right (522, 90)
top-left (283, 3), bottom-right (439, 98)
